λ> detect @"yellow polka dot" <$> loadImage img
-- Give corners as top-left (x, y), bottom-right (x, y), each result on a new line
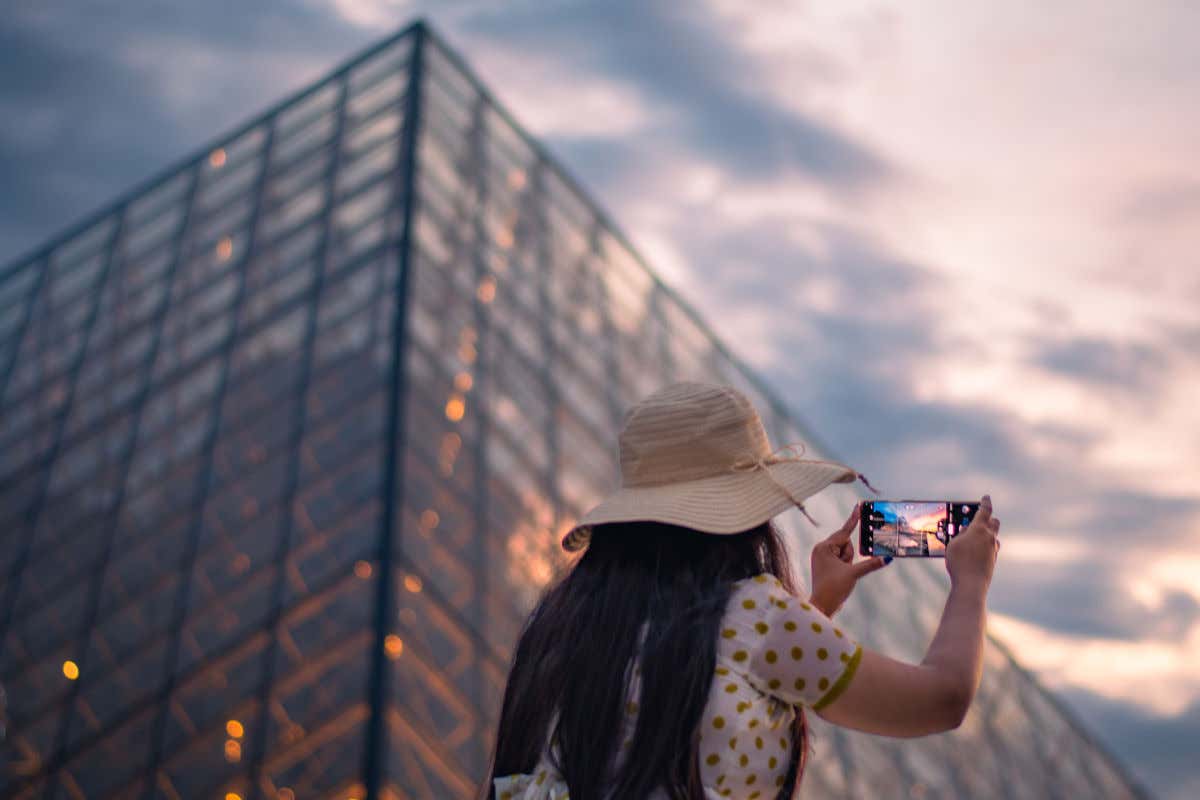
top-left (722, 628), bottom-right (736, 638)
top-left (755, 736), bottom-right (764, 749)
top-left (754, 574), bottom-right (767, 583)
top-left (811, 622), bottom-right (822, 633)
top-left (537, 771), bottom-right (546, 785)
top-left (706, 754), bottom-right (720, 765)
top-left (721, 789), bottom-right (732, 797)
top-left (776, 775), bottom-right (786, 787)
top-left (755, 622), bottom-right (769, 634)
top-left (717, 774), bottom-right (725, 785)
top-left (627, 701), bottom-right (638, 713)
top-left (746, 774), bottom-right (757, 785)
top-left (779, 736), bottom-right (788, 749)
top-left (794, 678), bottom-right (806, 691)
top-left (749, 718), bottom-right (760, 729)
top-left (840, 652), bottom-right (850, 663)
top-left (750, 793), bottom-right (761, 800)
top-left (835, 628), bottom-right (844, 638)
top-left (783, 620), bottom-right (797, 632)
top-left (725, 683), bottom-right (738, 693)
top-left (775, 598), bottom-right (788, 609)
top-left (729, 736), bottom-right (738, 749)
top-left (733, 650), bottom-right (748, 662)
top-left (737, 701), bottom-right (749, 712)
top-left (768, 678), bottom-right (780, 690)
top-left (739, 754), bottom-right (749, 767)
top-left (716, 666), bottom-right (729, 675)
top-left (790, 646), bottom-right (802, 660)
top-left (500, 793), bottom-right (512, 800)
top-left (713, 716), bottom-right (726, 729)
top-left (769, 756), bottom-right (778, 769)
top-left (817, 648), bottom-right (828, 660)
top-left (801, 603), bottom-right (812, 611)
top-left (819, 677), bottom-right (830, 691)
top-left (764, 649), bottom-right (777, 664)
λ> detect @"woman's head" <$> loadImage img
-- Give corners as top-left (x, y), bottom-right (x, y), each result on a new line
top-left (559, 382), bottom-right (859, 552)
top-left (488, 519), bottom-right (807, 800)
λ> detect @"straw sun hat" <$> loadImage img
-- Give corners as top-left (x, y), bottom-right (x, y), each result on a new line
top-left (561, 382), bottom-right (873, 552)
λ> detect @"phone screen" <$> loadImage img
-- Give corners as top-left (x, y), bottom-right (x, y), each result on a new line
top-left (859, 501), bottom-right (980, 558)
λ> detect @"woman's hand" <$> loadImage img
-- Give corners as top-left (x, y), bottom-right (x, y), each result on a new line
top-left (808, 503), bottom-right (888, 617)
top-left (946, 495), bottom-right (1000, 587)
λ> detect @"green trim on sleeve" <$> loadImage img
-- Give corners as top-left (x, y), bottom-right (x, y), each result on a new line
top-left (812, 645), bottom-right (863, 711)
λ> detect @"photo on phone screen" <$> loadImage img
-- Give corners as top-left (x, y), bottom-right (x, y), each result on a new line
top-left (859, 501), bottom-right (980, 558)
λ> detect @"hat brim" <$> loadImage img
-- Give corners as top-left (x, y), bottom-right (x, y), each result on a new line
top-left (561, 460), bottom-right (857, 552)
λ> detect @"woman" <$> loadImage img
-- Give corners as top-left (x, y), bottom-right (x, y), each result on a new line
top-left (486, 382), bottom-right (1000, 799)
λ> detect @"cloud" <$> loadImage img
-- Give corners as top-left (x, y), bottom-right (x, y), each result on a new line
top-left (460, 0), bottom-right (892, 188)
top-left (1032, 335), bottom-right (1168, 392)
top-left (1119, 176), bottom-right (1200, 225)
top-left (992, 559), bottom-right (1200, 642)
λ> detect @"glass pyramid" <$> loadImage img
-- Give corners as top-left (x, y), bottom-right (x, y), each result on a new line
top-left (0, 19), bottom-right (1146, 800)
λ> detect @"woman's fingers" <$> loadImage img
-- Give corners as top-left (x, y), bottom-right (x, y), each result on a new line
top-left (827, 503), bottom-right (861, 543)
top-left (851, 556), bottom-right (887, 578)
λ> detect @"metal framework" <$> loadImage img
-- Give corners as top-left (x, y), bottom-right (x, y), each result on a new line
top-left (0, 19), bottom-right (1146, 800)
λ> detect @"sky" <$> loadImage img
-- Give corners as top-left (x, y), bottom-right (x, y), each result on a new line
top-left (2, 1), bottom-right (1198, 796)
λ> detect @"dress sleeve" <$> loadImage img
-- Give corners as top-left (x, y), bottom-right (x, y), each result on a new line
top-left (719, 574), bottom-right (863, 710)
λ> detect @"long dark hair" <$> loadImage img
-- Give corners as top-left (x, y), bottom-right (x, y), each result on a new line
top-left (485, 520), bottom-right (808, 800)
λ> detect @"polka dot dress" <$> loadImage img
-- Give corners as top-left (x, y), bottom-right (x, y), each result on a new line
top-left (492, 574), bottom-right (862, 799)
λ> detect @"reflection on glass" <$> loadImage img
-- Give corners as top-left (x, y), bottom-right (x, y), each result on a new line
top-left (444, 394), bottom-right (466, 422)
top-left (384, 634), bottom-right (404, 660)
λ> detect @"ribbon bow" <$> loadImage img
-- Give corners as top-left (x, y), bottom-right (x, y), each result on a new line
top-left (731, 442), bottom-right (880, 526)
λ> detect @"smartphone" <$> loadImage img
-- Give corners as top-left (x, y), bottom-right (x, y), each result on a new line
top-left (859, 500), bottom-right (980, 558)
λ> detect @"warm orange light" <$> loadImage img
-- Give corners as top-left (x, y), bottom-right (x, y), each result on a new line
top-left (403, 574), bottom-right (423, 593)
top-left (225, 794), bottom-right (242, 800)
top-left (217, 236), bottom-right (234, 261)
top-left (224, 739), bottom-right (242, 762)
top-left (444, 394), bottom-right (466, 422)
top-left (277, 789), bottom-right (296, 800)
top-left (354, 560), bottom-right (373, 579)
top-left (507, 168), bottom-right (526, 190)
top-left (210, 148), bottom-right (227, 168)
top-left (458, 342), bottom-right (477, 364)
top-left (476, 276), bottom-right (496, 304)
top-left (226, 719), bottom-right (244, 738)
top-left (453, 371), bottom-right (473, 392)
top-left (384, 634), bottom-right (404, 659)
top-left (496, 228), bottom-right (514, 250)
top-left (62, 660), bottom-right (80, 680)
top-left (420, 509), bottom-right (439, 529)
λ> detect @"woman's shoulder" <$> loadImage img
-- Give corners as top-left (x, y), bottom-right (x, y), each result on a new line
top-left (728, 573), bottom-right (791, 605)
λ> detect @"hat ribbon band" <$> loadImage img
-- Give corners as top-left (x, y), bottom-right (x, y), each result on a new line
top-left (730, 443), bottom-right (880, 526)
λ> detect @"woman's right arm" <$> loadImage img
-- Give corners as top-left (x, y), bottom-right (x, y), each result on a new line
top-left (815, 495), bottom-right (1000, 738)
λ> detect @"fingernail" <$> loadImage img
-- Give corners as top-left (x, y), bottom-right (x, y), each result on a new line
top-left (883, 556), bottom-right (893, 565)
